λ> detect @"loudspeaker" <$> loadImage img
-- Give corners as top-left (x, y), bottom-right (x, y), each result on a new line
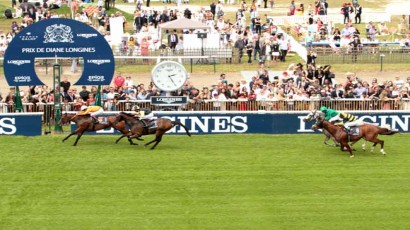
top-left (197, 33), bottom-right (207, 39)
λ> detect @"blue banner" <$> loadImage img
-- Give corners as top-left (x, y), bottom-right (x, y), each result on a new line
top-left (4, 18), bottom-right (115, 86)
top-left (0, 113), bottom-right (43, 136)
top-left (70, 111), bottom-right (410, 135)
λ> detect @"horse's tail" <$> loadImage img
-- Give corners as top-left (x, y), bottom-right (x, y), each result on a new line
top-left (379, 127), bottom-right (399, 135)
top-left (171, 121), bottom-right (191, 137)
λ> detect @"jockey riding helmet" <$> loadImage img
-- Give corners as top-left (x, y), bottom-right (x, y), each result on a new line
top-left (320, 106), bottom-right (327, 113)
top-left (81, 105), bottom-right (88, 111)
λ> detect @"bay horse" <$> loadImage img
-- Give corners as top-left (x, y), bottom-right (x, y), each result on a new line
top-left (113, 112), bottom-right (191, 150)
top-left (59, 113), bottom-right (135, 146)
top-left (303, 110), bottom-right (340, 147)
top-left (313, 116), bottom-right (399, 157)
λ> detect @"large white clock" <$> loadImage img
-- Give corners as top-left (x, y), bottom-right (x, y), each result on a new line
top-left (151, 61), bottom-right (188, 91)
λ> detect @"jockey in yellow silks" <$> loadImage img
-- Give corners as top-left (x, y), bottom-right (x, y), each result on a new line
top-left (328, 112), bottom-right (361, 131)
top-left (78, 105), bottom-right (104, 123)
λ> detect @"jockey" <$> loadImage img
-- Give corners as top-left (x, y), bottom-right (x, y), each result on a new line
top-left (319, 106), bottom-right (339, 121)
top-left (329, 111), bottom-right (361, 132)
top-left (78, 105), bottom-right (104, 123)
top-left (132, 105), bottom-right (155, 128)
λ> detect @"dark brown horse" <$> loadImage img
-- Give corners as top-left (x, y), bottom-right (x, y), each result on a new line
top-left (113, 112), bottom-right (191, 150)
top-left (59, 113), bottom-right (135, 146)
top-left (313, 116), bottom-right (399, 157)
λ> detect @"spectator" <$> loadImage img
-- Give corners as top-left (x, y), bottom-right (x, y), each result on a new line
top-left (60, 77), bottom-right (71, 94)
top-left (113, 72), bottom-right (125, 90)
top-left (355, 4), bottom-right (362, 24)
top-left (332, 27), bottom-right (341, 41)
top-left (278, 35), bottom-right (289, 62)
top-left (246, 40), bottom-right (253, 64)
top-left (394, 76), bottom-right (404, 89)
top-left (342, 3), bottom-right (350, 24)
top-left (289, 0), bottom-right (295, 16)
top-left (140, 37), bottom-right (150, 63)
top-left (234, 35), bottom-right (245, 63)
top-left (168, 30), bottom-right (178, 50)
top-left (79, 86), bottom-right (90, 101)
top-left (349, 36), bottom-right (361, 62)
top-left (305, 31), bottom-right (315, 49)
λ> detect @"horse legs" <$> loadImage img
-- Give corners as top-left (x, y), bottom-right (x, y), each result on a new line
top-left (370, 139), bottom-right (385, 155)
top-left (340, 142), bottom-right (354, 158)
top-left (150, 136), bottom-right (163, 150)
top-left (361, 141), bottom-right (367, 151)
top-left (62, 132), bottom-right (76, 142)
top-left (144, 135), bottom-right (163, 150)
top-left (115, 134), bottom-right (137, 145)
top-left (73, 132), bottom-right (85, 146)
top-left (323, 130), bottom-right (339, 147)
top-left (324, 135), bottom-right (333, 146)
top-left (331, 136), bottom-right (340, 147)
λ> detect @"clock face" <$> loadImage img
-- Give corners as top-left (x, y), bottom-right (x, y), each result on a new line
top-left (151, 61), bottom-right (188, 91)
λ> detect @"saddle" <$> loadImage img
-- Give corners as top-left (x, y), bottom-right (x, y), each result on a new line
top-left (349, 126), bottom-right (360, 135)
top-left (91, 117), bottom-right (99, 124)
top-left (141, 119), bottom-right (156, 129)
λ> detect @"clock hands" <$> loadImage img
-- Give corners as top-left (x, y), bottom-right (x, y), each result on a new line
top-left (168, 74), bottom-right (177, 86)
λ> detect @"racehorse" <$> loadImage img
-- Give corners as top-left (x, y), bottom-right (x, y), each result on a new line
top-left (59, 113), bottom-right (135, 146)
top-left (313, 115), bottom-right (399, 157)
top-left (303, 110), bottom-right (340, 147)
top-left (113, 112), bottom-right (191, 150)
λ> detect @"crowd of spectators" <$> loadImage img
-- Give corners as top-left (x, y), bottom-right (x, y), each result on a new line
top-left (3, 59), bottom-right (409, 112)
top-left (290, 3), bottom-right (410, 48)
top-left (2, 0), bottom-right (298, 62)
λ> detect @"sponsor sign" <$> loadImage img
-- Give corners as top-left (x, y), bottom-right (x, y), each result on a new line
top-left (71, 112), bottom-right (410, 135)
top-left (4, 18), bottom-right (115, 86)
top-left (151, 96), bottom-right (188, 106)
top-left (0, 113), bottom-right (43, 136)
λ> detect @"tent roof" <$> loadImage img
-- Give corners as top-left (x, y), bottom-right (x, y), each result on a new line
top-left (159, 18), bottom-right (211, 30)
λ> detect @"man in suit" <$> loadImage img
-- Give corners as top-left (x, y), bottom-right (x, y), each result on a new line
top-left (234, 35), bottom-right (245, 63)
top-left (355, 4), bottom-right (362, 24)
top-left (226, 84), bottom-right (236, 99)
top-left (252, 34), bottom-right (263, 62)
top-left (168, 30), bottom-right (178, 50)
top-left (65, 90), bottom-right (76, 103)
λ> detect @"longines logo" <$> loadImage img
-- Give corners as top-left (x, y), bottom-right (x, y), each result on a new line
top-left (77, 33), bottom-right (98, 39)
top-left (157, 98), bottom-right (182, 104)
top-left (87, 59), bottom-right (111, 65)
top-left (20, 32), bottom-right (38, 41)
top-left (44, 24), bottom-right (74, 43)
top-left (7, 60), bottom-right (31, 66)
top-left (151, 96), bottom-right (188, 105)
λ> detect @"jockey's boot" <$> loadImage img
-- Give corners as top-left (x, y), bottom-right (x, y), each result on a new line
top-left (344, 127), bottom-right (350, 134)
top-left (91, 116), bottom-right (99, 124)
top-left (141, 119), bottom-right (149, 128)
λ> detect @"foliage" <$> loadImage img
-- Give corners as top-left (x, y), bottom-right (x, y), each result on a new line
top-left (1, 133), bottom-right (410, 229)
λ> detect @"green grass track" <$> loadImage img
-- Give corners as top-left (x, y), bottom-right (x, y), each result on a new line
top-left (1, 134), bottom-right (410, 229)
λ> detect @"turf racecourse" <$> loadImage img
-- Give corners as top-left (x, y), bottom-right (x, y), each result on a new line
top-left (1, 134), bottom-right (410, 229)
